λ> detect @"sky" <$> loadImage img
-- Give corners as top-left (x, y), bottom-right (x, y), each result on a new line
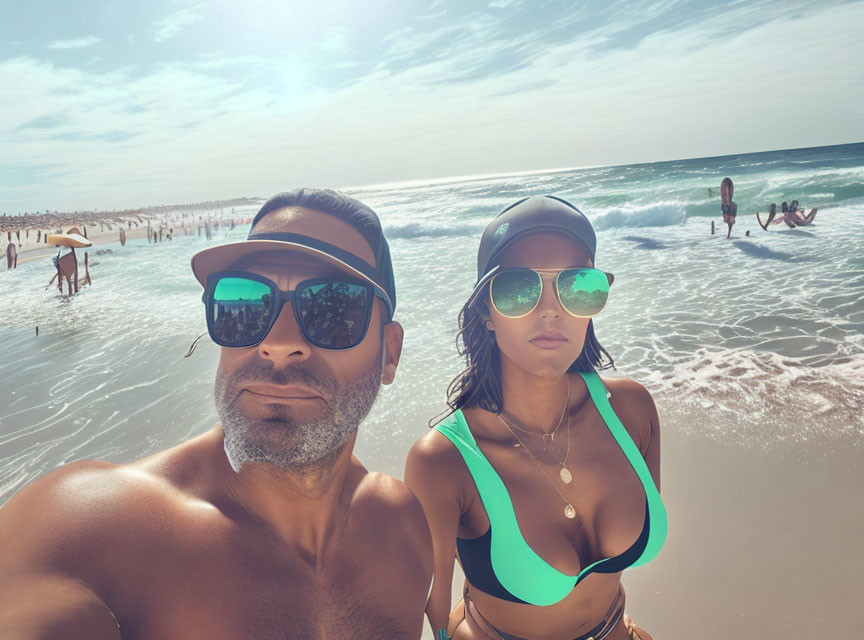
top-left (2, 0), bottom-right (863, 212)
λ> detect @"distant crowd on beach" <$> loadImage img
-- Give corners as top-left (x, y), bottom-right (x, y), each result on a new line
top-left (1, 198), bottom-right (260, 272)
top-left (712, 176), bottom-right (818, 238)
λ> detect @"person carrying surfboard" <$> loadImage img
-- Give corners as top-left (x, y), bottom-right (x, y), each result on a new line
top-left (0, 189), bottom-right (433, 639)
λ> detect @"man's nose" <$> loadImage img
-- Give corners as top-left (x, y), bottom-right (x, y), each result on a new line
top-left (256, 303), bottom-right (313, 364)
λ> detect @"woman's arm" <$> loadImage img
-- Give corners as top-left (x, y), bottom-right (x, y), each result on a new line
top-left (606, 377), bottom-right (661, 492)
top-left (640, 389), bottom-right (661, 493)
top-left (404, 431), bottom-right (464, 638)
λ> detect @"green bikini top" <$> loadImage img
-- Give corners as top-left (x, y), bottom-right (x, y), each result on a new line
top-left (435, 370), bottom-right (667, 607)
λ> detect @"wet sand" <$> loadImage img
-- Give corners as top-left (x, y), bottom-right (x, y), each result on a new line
top-left (419, 419), bottom-right (864, 639)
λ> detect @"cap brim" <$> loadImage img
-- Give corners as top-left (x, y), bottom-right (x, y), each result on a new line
top-left (466, 264), bottom-right (501, 307)
top-left (190, 239), bottom-right (388, 301)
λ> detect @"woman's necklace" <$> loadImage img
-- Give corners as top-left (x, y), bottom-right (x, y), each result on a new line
top-left (501, 413), bottom-right (576, 519)
top-left (500, 408), bottom-right (573, 483)
top-left (501, 381), bottom-right (570, 451)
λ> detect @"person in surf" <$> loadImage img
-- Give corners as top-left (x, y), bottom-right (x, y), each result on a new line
top-left (720, 177), bottom-right (737, 238)
top-left (756, 201), bottom-right (818, 230)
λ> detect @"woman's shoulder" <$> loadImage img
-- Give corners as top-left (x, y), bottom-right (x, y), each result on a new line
top-left (596, 374), bottom-right (659, 455)
top-left (406, 413), bottom-right (470, 473)
top-left (405, 416), bottom-right (472, 502)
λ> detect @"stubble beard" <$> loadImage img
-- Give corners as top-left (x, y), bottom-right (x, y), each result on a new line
top-left (214, 346), bottom-right (383, 474)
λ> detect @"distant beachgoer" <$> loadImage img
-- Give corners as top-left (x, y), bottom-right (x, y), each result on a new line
top-left (720, 177), bottom-right (737, 238)
top-left (757, 203), bottom-right (779, 230)
top-left (758, 202), bottom-right (818, 229)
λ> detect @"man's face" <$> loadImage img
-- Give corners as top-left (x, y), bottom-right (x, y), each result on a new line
top-left (213, 207), bottom-right (401, 474)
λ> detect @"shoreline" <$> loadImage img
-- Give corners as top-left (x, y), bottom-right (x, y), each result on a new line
top-left (2, 207), bottom-right (259, 271)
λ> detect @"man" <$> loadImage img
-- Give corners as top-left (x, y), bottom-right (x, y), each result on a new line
top-left (0, 189), bottom-right (433, 639)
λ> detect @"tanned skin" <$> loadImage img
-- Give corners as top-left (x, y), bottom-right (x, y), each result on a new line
top-left (0, 207), bottom-right (433, 640)
top-left (406, 233), bottom-right (660, 640)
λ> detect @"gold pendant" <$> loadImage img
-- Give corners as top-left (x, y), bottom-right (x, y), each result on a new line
top-left (560, 466), bottom-right (572, 484)
top-left (564, 504), bottom-right (576, 519)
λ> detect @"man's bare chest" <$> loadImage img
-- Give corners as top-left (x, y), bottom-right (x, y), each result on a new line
top-left (115, 522), bottom-right (417, 639)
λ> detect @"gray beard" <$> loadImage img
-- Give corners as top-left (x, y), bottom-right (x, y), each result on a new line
top-left (214, 346), bottom-right (383, 474)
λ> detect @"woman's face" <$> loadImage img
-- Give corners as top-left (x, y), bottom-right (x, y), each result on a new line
top-left (487, 232), bottom-right (595, 378)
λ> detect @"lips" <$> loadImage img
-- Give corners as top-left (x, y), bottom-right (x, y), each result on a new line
top-left (529, 330), bottom-right (568, 350)
top-left (244, 384), bottom-right (322, 400)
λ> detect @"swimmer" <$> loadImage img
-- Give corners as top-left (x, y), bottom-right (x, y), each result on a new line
top-left (0, 189), bottom-right (432, 639)
top-left (788, 200), bottom-right (818, 225)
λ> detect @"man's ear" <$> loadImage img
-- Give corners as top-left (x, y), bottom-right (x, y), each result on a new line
top-left (381, 320), bottom-right (404, 385)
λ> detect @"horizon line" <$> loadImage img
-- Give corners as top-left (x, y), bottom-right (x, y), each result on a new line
top-left (3, 140), bottom-right (862, 216)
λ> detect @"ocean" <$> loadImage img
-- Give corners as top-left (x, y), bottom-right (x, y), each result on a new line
top-left (2, 142), bottom-right (863, 504)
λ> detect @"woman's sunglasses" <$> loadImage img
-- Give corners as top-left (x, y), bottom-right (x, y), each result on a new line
top-left (489, 267), bottom-right (614, 318)
top-left (203, 270), bottom-right (388, 349)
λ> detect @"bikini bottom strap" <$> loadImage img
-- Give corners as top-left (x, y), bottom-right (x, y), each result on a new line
top-left (462, 585), bottom-right (625, 640)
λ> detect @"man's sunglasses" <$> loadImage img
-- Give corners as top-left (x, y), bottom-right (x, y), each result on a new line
top-left (489, 267), bottom-right (614, 318)
top-left (203, 270), bottom-right (388, 349)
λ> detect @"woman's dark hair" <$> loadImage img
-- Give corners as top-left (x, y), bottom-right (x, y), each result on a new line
top-left (781, 202), bottom-right (789, 212)
top-left (435, 287), bottom-right (615, 424)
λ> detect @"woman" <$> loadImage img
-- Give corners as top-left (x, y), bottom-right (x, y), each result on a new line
top-left (720, 177), bottom-right (737, 238)
top-left (406, 196), bottom-right (667, 640)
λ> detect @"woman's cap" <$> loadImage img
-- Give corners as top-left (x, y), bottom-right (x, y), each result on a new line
top-left (475, 195), bottom-right (597, 289)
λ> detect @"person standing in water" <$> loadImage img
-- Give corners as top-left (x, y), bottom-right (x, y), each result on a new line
top-left (406, 196), bottom-right (666, 640)
top-left (720, 177), bottom-right (737, 238)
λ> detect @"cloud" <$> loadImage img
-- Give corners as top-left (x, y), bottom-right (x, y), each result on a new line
top-left (154, 4), bottom-right (204, 43)
top-left (47, 35), bottom-right (102, 49)
top-left (13, 115), bottom-right (67, 131)
top-left (2, 0), bottom-right (862, 212)
top-left (51, 130), bottom-right (137, 143)
top-left (321, 27), bottom-right (349, 53)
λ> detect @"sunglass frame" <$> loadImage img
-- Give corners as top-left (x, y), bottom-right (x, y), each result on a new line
top-left (489, 267), bottom-right (615, 319)
top-left (203, 270), bottom-right (384, 350)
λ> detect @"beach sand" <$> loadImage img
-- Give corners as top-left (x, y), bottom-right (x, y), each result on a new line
top-left (2, 209), bottom-right (256, 271)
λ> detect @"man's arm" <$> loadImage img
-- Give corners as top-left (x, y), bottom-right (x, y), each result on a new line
top-left (0, 464), bottom-right (122, 639)
top-left (0, 576), bottom-right (121, 640)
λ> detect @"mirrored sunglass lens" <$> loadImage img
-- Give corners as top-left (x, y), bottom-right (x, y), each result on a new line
top-left (297, 282), bottom-right (370, 348)
top-left (211, 277), bottom-right (273, 345)
top-left (557, 269), bottom-right (610, 317)
top-left (491, 270), bottom-right (542, 317)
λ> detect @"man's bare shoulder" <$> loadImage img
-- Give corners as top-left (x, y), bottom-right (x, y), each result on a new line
top-left (354, 471), bottom-right (427, 533)
top-left (600, 375), bottom-right (659, 454)
top-left (351, 470), bottom-right (433, 578)
top-left (0, 428), bottom-right (224, 564)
